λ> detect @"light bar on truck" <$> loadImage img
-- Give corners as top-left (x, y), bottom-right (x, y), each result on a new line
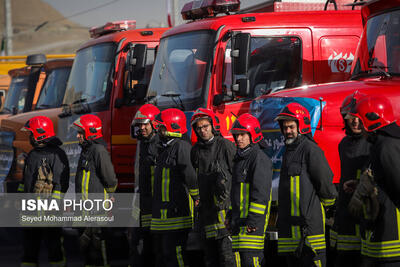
top-left (89, 20), bottom-right (136, 38)
top-left (181, 0), bottom-right (240, 20)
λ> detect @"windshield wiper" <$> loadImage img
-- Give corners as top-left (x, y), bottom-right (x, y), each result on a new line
top-left (36, 104), bottom-right (53, 110)
top-left (370, 65), bottom-right (391, 78)
top-left (72, 98), bottom-right (87, 105)
top-left (351, 66), bottom-right (392, 80)
top-left (161, 92), bottom-right (184, 110)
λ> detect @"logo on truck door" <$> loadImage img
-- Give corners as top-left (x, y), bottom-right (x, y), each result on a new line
top-left (328, 51), bottom-right (354, 73)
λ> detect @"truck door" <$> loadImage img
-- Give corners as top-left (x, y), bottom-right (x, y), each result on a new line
top-left (214, 29), bottom-right (312, 139)
top-left (110, 47), bottom-right (155, 188)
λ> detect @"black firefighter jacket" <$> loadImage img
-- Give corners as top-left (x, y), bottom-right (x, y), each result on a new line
top-left (231, 143), bottom-right (273, 251)
top-left (362, 124), bottom-right (400, 261)
top-left (19, 137), bottom-right (69, 199)
top-left (75, 138), bottom-right (117, 198)
top-left (191, 135), bottom-right (236, 240)
top-left (151, 138), bottom-right (199, 232)
top-left (331, 134), bottom-right (371, 252)
top-left (138, 134), bottom-right (160, 228)
top-left (277, 134), bottom-right (337, 255)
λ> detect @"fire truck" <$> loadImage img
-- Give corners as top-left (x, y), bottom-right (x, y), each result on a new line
top-left (250, 0), bottom-right (400, 188)
top-left (0, 56), bottom-right (73, 191)
top-left (12, 21), bottom-right (169, 190)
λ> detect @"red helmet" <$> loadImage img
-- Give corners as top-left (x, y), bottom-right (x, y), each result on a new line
top-left (72, 114), bottom-right (103, 140)
top-left (230, 113), bottom-right (263, 143)
top-left (190, 108), bottom-right (220, 133)
top-left (340, 91), bottom-right (366, 118)
top-left (275, 103), bottom-right (311, 134)
top-left (132, 104), bottom-right (160, 126)
top-left (350, 95), bottom-right (396, 132)
top-left (22, 116), bottom-right (55, 141)
top-left (154, 108), bottom-right (187, 138)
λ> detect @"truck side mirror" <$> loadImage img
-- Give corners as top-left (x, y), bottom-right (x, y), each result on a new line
top-left (232, 79), bottom-right (250, 97)
top-left (232, 33), bottom-right (251, 76)
top-left (131, 44), bottom-right (147, 80)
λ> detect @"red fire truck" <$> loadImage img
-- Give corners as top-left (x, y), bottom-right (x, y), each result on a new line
top-left (147, 0), bottom-right (362, 140)
top-left (251, 0), bottom-right (400, 186)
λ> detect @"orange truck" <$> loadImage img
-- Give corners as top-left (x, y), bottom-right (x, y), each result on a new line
top-left (0, 56), bottom-right (73, 191)
top-left (0, 75), bottom-right (10, 111)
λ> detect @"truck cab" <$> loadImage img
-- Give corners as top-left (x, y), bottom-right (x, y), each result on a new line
top-left (45, 21), bottom-right (169, 190)
top-left (146, 0), bottom-right (363, 144)
top-left (250, 0), bottom-right (400, 186)
top-left (0, 59), bottom-right (73, 191)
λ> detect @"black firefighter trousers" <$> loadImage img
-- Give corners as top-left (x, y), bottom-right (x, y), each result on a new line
top-left (152, 231), bottom-right (188, 267)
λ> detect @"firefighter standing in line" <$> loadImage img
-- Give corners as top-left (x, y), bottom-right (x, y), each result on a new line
top-left (130, 104), bottom-right (160, 267)
top-left (190, 108), bottom-right (236, 267)
top-left (275, 103), bottom-right (337, 267)
top-left (150, 108), bottom-right (200, 267)
top-left (330, 92), bottom-right (370, 267)
top-left (349, 95), bottom-right (400, 266)
top-left (72, 114), bottom-right (118, 267)
top-left (227, 113), bottom-right (273, 267)
top-left (19, 116), bottom-right (70, 267)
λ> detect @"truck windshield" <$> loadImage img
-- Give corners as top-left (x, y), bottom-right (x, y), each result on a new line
top-left (63, 43), bottom-right (116, 105)
top-left (36, 67), bottom-right (71, 109)
top-left (0, 75), bottom-right (29, 114)
top-left (147, 30), bottom-right (214, 110)
top-left (352, 9), bottom-right (400, 78)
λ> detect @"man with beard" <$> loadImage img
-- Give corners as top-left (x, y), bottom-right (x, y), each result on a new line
top-left (19, 116), bottom-right (69, 267)
top-left (330, 92), bottom-right (370, 267)
top-left (72, 114), bottom-right (117, 267)
top-left (349, 95), bottom-right (400, 266)
top-left (130, 104), bottom-right (160, 267)
top-left (228, 113), bottom-right (272, 267)
top-left (190, 108), bottom-right (236, 267)
top-left (275, 103), bottom-right (337, 267)
top-left (150, 108), bottom-right (199, 267)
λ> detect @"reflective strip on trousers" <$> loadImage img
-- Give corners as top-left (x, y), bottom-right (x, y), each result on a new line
top-left (81, 170), bottom-right (91, 200)
top-left (151, 166), bottom-right (155, 196)
top-left (161, 168), bottom-right (170, 202)
top-left (176, 245), bottom-right (184, 267)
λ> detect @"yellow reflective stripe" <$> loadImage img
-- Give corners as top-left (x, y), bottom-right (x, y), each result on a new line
top-left (320, 198), bottom-right (335, 207)
top-left (232, 226), bottom-right (265, 250)
top-left (189, 188), bottom-right (199, 197)
top-left (51, 190), bottom-right (62, 199)
top-left (101, 239), bottom-right (108, 266)
top-left (235, 252), bottom-right (241, 265)
top-left (151, 166), bottom-right (155, 196)
top-left (141, 214), bottom-right (152, 227)
top-left (321, 203), bottom-right (326, 232)
top-left (356, 169), bottom-right (361, 180)
top-left (151, 216), bottom-right (193, 231)
top-left (160, 209), bottom-right (167, 220)
top-left (398, 208), bottom-right (400, 241)
top-left (330, 229), bottom-right (338, 248)
top-left (105, 185), bottom-right (117, 193)
top-left (18, 183), bottom-right (24, 192)
top-left (249, 202), bottom-right (266, 215)
top-left (240, 183), bottom-right (249, 218)
top-left (176, 245), bottom-right (184, 267)
top-left (218, 210), bottom-right (226, 224)
top-left (161, 168), bottom-right (170, 202)
top-left (264, 191), bottom-right (272, 233)
top-left (253, 256), bottom-right (260, 267)
top-left (290, 176), bottom-right (300, 217)
top-left (306, 234), bottom-right (326, 251)
top-left (166, 132), bottom-right (182, 138)
top-left (314, 260), bottom-right (322, 267)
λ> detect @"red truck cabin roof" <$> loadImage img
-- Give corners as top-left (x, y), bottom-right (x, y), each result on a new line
top-left (79, 27), bottom-right (169, 50)
top-left (362, 0), bottom-right (400, 24)
top-left (163, 10), bottom-right (362, 38)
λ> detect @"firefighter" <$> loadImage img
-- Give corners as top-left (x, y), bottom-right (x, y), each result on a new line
top-left (330, 92), bottom-right (370, 267)
top-left (227, 113), bottom-right (272, 267)
top-left (72, 114), bottom-right (118, 267)
top-left (275, 102), bottom-right (337, 267)
top-left (130, 104), bottom-right (160, 267)
top-left (150, 108), bottom-right (200, 267)
top-left (349, 95), bottom-right (400, 266)
top-left (19, 116), bottom-right (69, 267)
top-left (190, 108), bottom-right (236, 267)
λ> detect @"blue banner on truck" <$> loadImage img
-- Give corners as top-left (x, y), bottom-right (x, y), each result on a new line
top-left (249, 96), bottom-right (325, 200)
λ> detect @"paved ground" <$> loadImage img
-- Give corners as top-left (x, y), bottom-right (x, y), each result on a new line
top-left (0, 228), bottom-right (130, 267)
